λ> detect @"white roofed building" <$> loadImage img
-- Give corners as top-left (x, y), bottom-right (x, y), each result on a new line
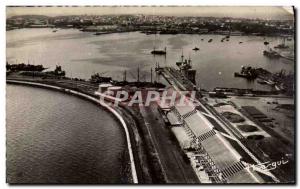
top-left (167, 104), bottom-right (265, 183)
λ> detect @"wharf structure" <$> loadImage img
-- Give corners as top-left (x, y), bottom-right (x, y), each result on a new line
top-left (166, 104), bottom-right (263, 183)
top-left (157, 56), bottom-right (279, 183)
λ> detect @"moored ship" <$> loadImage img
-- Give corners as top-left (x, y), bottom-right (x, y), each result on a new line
top-left (274, 38), bottom-right (289, 49)
top-left (263, 48), bottom-right (281, 58)
top-left (151, 47), bottom-right (167, 55)
top-left (175, 53), bottom-right (196, 84)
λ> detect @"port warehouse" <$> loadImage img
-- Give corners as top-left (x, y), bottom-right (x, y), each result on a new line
top-left (163, 103), bottom-right (264, 183)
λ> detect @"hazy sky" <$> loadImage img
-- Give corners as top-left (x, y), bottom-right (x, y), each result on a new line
top-left (7, 6), bottom-right (294, 20)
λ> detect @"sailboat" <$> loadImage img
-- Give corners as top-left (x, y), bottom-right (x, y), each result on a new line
top-left (151, 31), bottom-right (166, 55)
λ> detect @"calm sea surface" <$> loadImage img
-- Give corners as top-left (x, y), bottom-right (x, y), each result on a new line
top-left (7, 28), bottom-right (294, 90)
top-left (6, 85), bottom-right (127, 183)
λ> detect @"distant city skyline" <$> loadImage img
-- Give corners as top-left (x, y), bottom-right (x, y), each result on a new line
top-left (7, 6), bottom-right (294, 20)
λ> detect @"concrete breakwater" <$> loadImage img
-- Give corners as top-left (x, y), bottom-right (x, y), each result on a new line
top-left (6, 79), bottom-right (138, 184)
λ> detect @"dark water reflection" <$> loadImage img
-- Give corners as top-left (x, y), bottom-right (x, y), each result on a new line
top-left (6, 85), bottom-right (127, 183)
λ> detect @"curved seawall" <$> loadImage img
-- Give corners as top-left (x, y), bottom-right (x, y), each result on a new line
top-left (6, 79), bottom-right (138, 184)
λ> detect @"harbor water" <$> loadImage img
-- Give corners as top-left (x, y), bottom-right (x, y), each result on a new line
top-left (7, 28), bottom-right (294, 90)
top-left (6, 85), bottom-right (127, 183)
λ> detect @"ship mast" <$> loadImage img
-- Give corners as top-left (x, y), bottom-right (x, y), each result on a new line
top-left (188, 53), bottom-right (192, 67)
top-left (137, 65), bottom-right (140, 83)
top-left (150, 68), bottom-right (153, 83)
top-left (123, 70), bottom-right (127, 82)
top-left (153, 21), bottom-right (157, 50)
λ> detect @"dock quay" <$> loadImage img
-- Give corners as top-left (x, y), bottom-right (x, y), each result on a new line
top-left (157, 66), bottom-right (290, 183)
top-left (233, 66), bottom-right (294, 96)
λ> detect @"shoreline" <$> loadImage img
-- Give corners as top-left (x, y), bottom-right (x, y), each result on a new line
top-left (6, 26), bottom-right (293, 37)
top-left (6, 79), bottom-right (139, 184)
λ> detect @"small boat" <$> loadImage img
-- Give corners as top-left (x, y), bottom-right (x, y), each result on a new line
top-left (264, 41), bottom-right (269, 45)
top-left (201, 39), bottom-right (204, 41)
top-left (263, 49), bottom-right (281, 58)
top-left (274, 44), bottom-right (289, 49)
top-left (151, 50), bottom-right (166, 55)
top-left (208, 39), bottom-right (213, 43)
top-left (143, 30), bottom-right (157, 35)
top-left (193, 47), bottom-right (199, 51)
top-left (239, 42), bottom-right (243, 44)
top-left (234, 66), bottom-right (258, 80)
top-left (94, 32), bottom-right (110, 35)
top-left (234, 72), bottom-right (256, 80)
top-left (151, 47), bottom-right (167, 55)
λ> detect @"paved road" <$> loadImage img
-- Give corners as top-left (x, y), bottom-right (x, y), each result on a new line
top-left (139, 103), bottom-right (199, 183)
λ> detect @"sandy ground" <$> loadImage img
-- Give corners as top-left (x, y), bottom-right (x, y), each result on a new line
top-left (229, 96), bottom-right (294, 144)
top-left (213, 103), bottom-right (270, 138)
